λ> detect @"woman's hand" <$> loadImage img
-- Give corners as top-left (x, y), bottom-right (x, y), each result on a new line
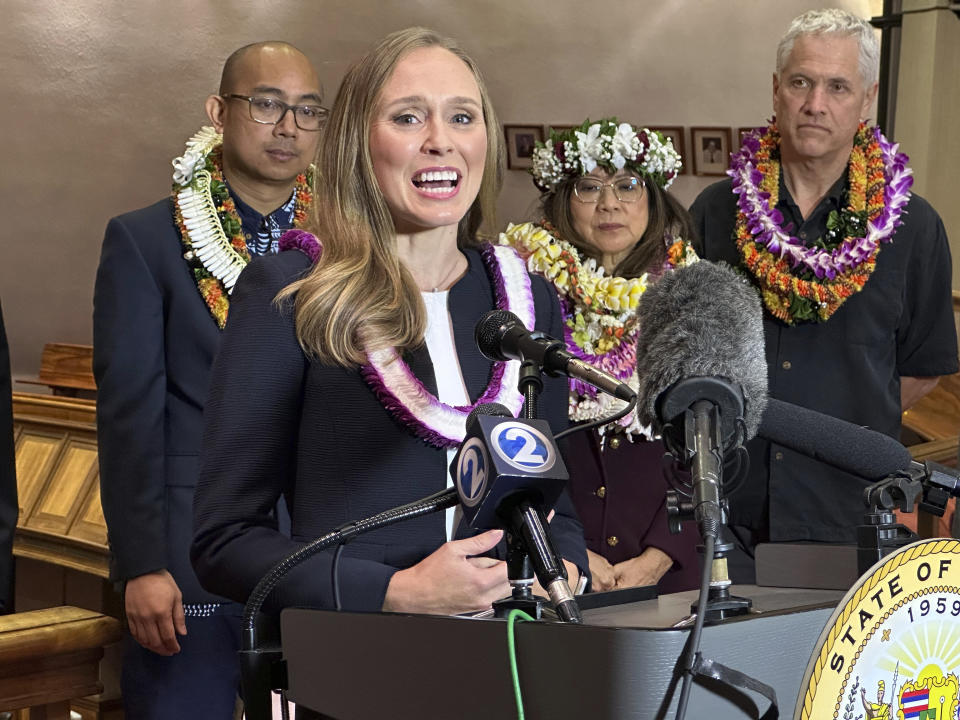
top-left (587, 549), bottom-right (616, 592)
top-left (382, 530), bottom-right (511, 615)
top-left (613, 547), bottom-right (673, 589)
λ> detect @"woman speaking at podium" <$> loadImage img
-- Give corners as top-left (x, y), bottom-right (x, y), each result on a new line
top-left (191, 28), bottom-right (587, 617)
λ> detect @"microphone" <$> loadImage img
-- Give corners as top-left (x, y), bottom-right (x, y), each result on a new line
top-left (634, 260), bottom-right (768, 537)
top-left (475, 309), bottom-right (636, 402)
top-left (635, 260), bottom-right (768, 441)
top-left (758, 397), bottom-right (913, 481)
top-left (452, 403), bottom-right (581, 623)
top-left (635, 259), bottom-right (941, 508)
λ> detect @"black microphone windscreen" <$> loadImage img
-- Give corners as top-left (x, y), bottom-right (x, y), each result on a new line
top-left (635, 260), bottom-right (768, 439)
top-left (475, 310), bottom-right (520, 363)
top-left (759, 398), bottom-right (912, 480)
top-left (466, 402), bottom-right (514, 426)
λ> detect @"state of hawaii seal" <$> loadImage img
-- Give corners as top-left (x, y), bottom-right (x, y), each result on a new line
top-left (796, 539), bottom-right (960, 720)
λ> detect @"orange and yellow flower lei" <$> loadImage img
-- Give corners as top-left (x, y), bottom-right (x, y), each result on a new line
top-left (734, 123), bottom-right (887, 324)
top-left (172, 143), bottom-right (312, 328)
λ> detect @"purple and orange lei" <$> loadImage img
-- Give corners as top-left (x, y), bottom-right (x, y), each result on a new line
top-left (729, 122), bottom-right (912, 324)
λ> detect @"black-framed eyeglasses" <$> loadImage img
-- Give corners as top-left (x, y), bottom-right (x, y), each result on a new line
top-left (222, 94), bottom-right (327, 131)
top-left (573, 176), bottom-right (645, 203)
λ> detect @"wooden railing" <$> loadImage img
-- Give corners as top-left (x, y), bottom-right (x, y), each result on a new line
top-left (0, 606), bottom-right (120, 718)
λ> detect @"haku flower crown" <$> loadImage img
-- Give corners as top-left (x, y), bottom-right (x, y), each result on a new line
top-left (531, 118), bottom-right (682, 192)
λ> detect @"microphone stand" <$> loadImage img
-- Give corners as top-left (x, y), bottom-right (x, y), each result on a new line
top-left (494, 359), bottom-right (551, 620)
top-left (492, 359), bottom-right (583, 623)
top-left (660, 381), bottom-right (777, 720)
top-left (493, 360), bottom-right (547, 620)
top-left (665, 398), bottom-right (752, 621)
top-left (493, 527), bottom-right (548, 620)
top-left (517, 359), bottom-right (543, 421)
top-left (857, 460), bottom-right (960, 575)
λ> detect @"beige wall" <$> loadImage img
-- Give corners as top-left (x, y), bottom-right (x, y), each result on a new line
top-left (2, 0), bottom-right (917, 381)
top-left (895, 0), bottom-right (960, 287)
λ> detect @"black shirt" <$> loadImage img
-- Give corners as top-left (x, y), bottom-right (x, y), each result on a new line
top-left (691, 178), bottom-right (957, 543)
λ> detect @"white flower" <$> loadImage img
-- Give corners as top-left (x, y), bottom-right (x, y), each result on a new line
top-left (530, 119), bottom-right (682, 192)
top-left (611, 123), bottom-right (638, 165)
top-left (172, 149), bottom-right (204, 185)
top-left (171, 126), bottom-right (222, 186)
top-left (575, 124), bottom-right (604, 173)
top-left (531, 146), bottom-right (563, 188)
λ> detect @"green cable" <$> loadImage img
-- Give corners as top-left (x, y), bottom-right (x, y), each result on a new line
top-left (506, 609), bottom-right (536, 720)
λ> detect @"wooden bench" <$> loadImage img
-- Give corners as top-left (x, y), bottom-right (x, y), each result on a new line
top-left (0, 607), bottom-right (120, 719)
top-left (18, 344), bottom-right (96, 399)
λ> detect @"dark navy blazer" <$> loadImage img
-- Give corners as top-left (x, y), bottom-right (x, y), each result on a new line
top-left (191, 247), bottom-right (588, 612)
top-left (94, 198), bottom-right (227, 604)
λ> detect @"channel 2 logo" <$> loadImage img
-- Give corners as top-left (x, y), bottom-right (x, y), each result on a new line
top-left (491, 422), bottom-right (556, 472)
top-left (456, 438), bottom-right (488, 507)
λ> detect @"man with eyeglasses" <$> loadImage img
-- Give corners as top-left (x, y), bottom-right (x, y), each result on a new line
top-left (94, 41), bottom-right (322, 718)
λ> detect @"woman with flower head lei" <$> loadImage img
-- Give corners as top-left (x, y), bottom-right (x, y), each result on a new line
top-left (501, 118), bottom-right (700, 593)
top-left (192, 28), bottom-right (587, 619)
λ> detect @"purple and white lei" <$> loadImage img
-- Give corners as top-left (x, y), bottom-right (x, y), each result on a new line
top-left (728, 126), bottom-right (912, 280)
top-left (362, 244), bottom-right (536, 449)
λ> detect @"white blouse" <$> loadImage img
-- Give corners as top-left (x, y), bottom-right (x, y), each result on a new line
top-left (421, 290), bottom-right (470, 540)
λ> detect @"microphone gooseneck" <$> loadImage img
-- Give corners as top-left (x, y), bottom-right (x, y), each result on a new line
top-left (239, 487), bottom-right (459, 720)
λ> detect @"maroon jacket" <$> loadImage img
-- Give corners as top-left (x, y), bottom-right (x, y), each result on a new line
top-left (563, 430), bottom-right (701, 594)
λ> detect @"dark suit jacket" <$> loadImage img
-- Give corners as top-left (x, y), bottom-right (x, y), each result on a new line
top-left (94, 198), bottom-right (226, 604)
top-left (0, 300), bottom-right (17, 613)
top-left (192, 248), bottom-right (588, 612)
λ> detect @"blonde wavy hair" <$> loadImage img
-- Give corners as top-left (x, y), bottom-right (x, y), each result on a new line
top-left (278, 27), bottom-right (504, 366)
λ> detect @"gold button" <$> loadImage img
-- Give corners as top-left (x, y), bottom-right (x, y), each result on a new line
top-left (609, 436), bottom-right (621, 450)
top-left (607, 536), bottom-right (619, 547)
top-left (245, 233), bottom-right (253, 240)
top-left (775, 451), bottom-right (784, 461)
top-left (782, 360), bottom-right (792, 370)
top-left (595, 486), bottom-right (606, 499)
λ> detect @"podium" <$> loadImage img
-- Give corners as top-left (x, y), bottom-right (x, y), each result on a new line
top-left (280, 585), bottom-right (843, 719)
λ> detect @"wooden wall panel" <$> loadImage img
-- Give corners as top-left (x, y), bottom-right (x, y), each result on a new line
top-left (14, 432), bottom-right (64, 520)
top-left (27, 440), bottom-right (99, 537)
top-left (70, 479), bottom-right (108, 547)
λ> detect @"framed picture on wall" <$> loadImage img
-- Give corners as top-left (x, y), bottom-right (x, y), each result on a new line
top-left (690, 127), bottom-right (732, 176)
top-left (737, 126), bottom-right (766, 148)
top-left (504, 124), bottom-right (544, 170)
top-left (648, 126), bottom-right (686, 175)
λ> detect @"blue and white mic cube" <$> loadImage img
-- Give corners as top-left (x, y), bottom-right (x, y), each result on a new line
top-left (453, 415), bottom-right (568, 531)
